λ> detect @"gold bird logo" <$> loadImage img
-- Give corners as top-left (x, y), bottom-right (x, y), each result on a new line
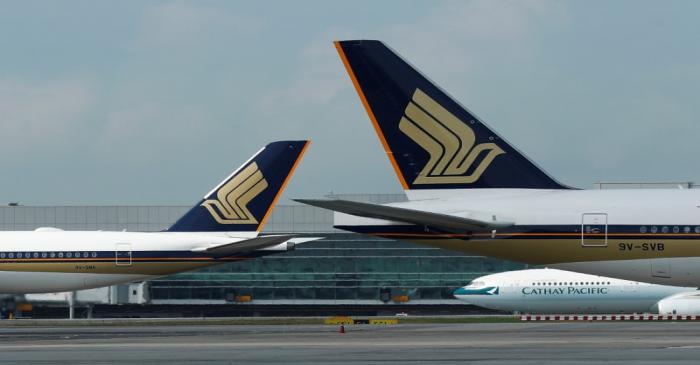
top-left (201, 162), bottom-right (268, 224)
top-left (399, 89), bottom-right (505, 184)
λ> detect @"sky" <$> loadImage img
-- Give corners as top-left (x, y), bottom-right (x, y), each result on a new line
top-left (0, 0), bottom-right (699, 205)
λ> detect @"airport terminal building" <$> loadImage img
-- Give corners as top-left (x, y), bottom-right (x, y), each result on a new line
top-left (0, 194), bottom-right (528, 317)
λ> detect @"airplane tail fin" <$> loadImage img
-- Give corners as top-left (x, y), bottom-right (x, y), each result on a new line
top-left (168, 140), bottom-right (310, 232)
top-left (335, 40), bottom-right (569, 191)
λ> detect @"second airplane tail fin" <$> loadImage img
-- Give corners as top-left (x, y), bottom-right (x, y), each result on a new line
top-left (168, 140), bottom-right (310, 233)
top-left (335, 40), bottom-right (569, 191)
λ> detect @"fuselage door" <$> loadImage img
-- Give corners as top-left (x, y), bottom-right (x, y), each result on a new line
top-left (581, 213), bottom-right (608, 247)
top-left (115, 243), bottom-right (132, 266)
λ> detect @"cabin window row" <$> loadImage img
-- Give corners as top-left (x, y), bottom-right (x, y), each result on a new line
top-left (0, 252), bottom-right (98, 259)
top-left (532, 282), bottom-right (612, 286)
top-left (639, 226), bottom-right (700, 234)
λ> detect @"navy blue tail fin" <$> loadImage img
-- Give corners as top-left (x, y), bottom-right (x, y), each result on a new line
top-left (168, 140), bottom-right (310, 232)
top-left (335, 40), bottom-right (569, 190)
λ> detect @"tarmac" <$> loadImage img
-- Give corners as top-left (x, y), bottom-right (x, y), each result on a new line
top-left (1, 322), bottom-right (700, 364)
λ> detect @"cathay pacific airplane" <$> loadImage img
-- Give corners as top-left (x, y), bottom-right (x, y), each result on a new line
top-left (454, 268), bottom-right (697, 314)
top-left (0, 140), bottom-right (312, 293)
top-left (298, 39), bottom-right (700, 287)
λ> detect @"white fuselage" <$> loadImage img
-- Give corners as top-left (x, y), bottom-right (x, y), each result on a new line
top-left (335, 188), bottom-right (700, 286)
top-left (0, 230), bottom-right (282, 293)
top-left (454, 268), bottom-right (696, 314)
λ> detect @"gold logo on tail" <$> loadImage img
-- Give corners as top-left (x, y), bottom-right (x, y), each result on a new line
top-left (399, 89), bottom-right (505, 185)
top-left (201, 162), bottom-right (268, 224)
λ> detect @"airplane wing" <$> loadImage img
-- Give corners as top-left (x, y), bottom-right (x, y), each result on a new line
top-left (294, 199), bottom-right (512, 232)
top-left (192, 234), bottom-right (296, 257)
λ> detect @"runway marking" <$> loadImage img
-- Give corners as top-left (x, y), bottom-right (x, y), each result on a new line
top-left (1, 337), bottom-right (699, 351)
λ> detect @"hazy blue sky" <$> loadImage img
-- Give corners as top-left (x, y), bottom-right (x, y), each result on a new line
top-left (0, 0), bottom-right (699, 205)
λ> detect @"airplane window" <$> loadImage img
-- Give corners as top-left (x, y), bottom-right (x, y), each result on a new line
top-left (8, 253), bottom-right (13, 259)
top-left (83, 252), bottom-right (88, 258)
top-left (32, 252), bottom-right (38, 258)
top-left (607, 282), bottom-right (611, 285)
top-left (661, 226), bottom-right (669, 233)
top-left (50, 252), bottom-right (56, 258)
top-left (24, 252), bottom-right (30, 259)
top-left (41, 252), bottom-right (47, 258)
top-left (0, 253), bottom-right (4, 259)
top-left (91, 252), bottom-right (97, 258)
top-left (673, 226), bottom-right (680, 233)
top-left (640, 226), bottom-right (647, 233)
top-left (74, 252), bottom-right (80, 258)
top-left (58, 252), bottom-right (64, 258)
top-left (685, 226), bottom-right (691, 233)
top-left (651, 226), bottom-right (658, 233)
top-left (696, 226), bottom-right (700, 234)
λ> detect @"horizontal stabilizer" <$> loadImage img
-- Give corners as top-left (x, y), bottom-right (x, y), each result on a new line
top-left (193, 234), bottom-right (296, 257)
top-left (295, 199), bottom-right (511, 232)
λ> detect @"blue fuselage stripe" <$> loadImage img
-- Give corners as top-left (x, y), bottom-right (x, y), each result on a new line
top-left (334, 224), bottom-right (700, 240)
top-left (0, 250), bottom-right (268, 264)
